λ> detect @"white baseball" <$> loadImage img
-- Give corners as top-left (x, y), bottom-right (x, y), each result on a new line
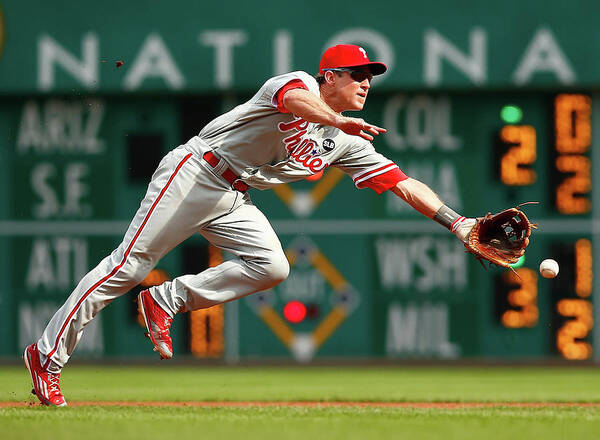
top-left (539, 259), bottom-right (559, 279)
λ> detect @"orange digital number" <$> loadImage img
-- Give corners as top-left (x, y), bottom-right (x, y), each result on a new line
top-left (555, 94), bottom-right (591, 154)
top-left (499, 125), bottom-right (537, 186)
top-left (501, 268), bottom-right (538, 328)
top-left (190, 305), bottom-right (225, 357)
top-left (555, 155), bottom-right (591, 214)
top-left (575, 239), bottom-right (593, 298)
top-left (190, 245), bottom-right (225, 357)
top-left (556, 299), bottom-right (593, 360)
top-left (554, 94), bottom-right (592, 215)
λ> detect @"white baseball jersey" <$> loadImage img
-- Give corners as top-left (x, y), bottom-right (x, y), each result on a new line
top-left (187, 71), bottom-right (405, 193)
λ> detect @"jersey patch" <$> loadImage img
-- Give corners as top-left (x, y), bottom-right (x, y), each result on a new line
top-left (323, 139), bottom-right (335, 152)
top-left (278, 117), bottom-right (329, 173)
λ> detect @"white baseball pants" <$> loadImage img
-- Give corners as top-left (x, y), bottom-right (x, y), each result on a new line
top-left (37, 145), bottom-right (289, 372)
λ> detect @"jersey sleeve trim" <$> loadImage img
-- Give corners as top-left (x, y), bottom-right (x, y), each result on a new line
top-left (354, 164), bottom-right (409, 194)
top-left (274, 79), bottom-right (309, 113)
top-left (353, 162), bottom-right (396, 185)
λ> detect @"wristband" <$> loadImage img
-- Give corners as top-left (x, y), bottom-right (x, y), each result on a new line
top-left (433, 205), bottom-right (464, 231)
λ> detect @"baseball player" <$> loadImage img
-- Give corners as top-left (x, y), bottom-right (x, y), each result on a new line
top-left (24, 44), bottom-right (476, 406)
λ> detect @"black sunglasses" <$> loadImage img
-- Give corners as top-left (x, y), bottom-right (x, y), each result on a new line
top-left (323, 68), bottom-right (373, 83)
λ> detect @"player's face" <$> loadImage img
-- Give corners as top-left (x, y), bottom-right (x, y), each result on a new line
top-left (327, 68), bottom-right (372, 112)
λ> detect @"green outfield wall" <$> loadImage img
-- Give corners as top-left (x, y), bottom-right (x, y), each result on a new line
top-left (0, 0), bottom-right (599, 92)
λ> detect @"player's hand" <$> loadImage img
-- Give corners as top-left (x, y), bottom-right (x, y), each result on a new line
top-left (337, 117), bottom-right (386, 141)
top-left (453, 217), bottom-right (477, 243)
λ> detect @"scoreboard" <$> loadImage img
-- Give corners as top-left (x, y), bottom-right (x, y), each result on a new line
top-left (246, 91), bottom-right (598, 362)
top-left (496, 94), bottom-right (594, 360)
top-left (0, 91), bottom-right (597, 362)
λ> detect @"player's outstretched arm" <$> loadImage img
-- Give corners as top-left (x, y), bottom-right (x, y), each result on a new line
top-left (390, 178), bottom-right (476, 242)
top-left (282, 89), bottom-right (385, 141)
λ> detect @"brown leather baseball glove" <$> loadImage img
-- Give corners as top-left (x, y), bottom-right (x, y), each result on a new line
top-left (465, 202), bottom-right (538, 269)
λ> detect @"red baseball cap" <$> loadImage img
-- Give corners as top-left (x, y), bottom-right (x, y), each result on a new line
top-left (319, 44), bottom-right (387, 75)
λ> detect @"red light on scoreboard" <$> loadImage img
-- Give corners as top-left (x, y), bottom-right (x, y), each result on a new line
top-left (499, 125), bottom-right (537, 186)
top-left (283, 301), bottom-right (307, 324)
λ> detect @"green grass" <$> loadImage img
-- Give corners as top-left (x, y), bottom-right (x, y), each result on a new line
top-left (3, 405), bottom-right (600, 440)
top-left (2, 365), bottom-right (600, 439)
top-left (2, 365), bottom-right (600, 402)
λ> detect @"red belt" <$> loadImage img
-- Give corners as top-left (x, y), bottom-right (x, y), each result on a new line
top-left (203, 151), bottom-right (249, 192)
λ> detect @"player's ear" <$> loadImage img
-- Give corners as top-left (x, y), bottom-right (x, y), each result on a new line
top-left (324, 70), bottom-right (337, 85)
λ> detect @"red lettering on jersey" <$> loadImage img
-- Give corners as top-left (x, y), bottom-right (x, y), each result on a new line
top-left (307, 158), bottom-right (324, 172)
top-left (278, 117), bottom-right (329, 173)
top-left (291, 140), bottom-right (313, 161)
top-left (278, 118), bottom-right (309, 132)
top-left (290, 140), bottom-right (327, 172)
top-left (281, 131), bottom-right (304, 153)
top-left (278, 118), bottom-right (309, 153)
